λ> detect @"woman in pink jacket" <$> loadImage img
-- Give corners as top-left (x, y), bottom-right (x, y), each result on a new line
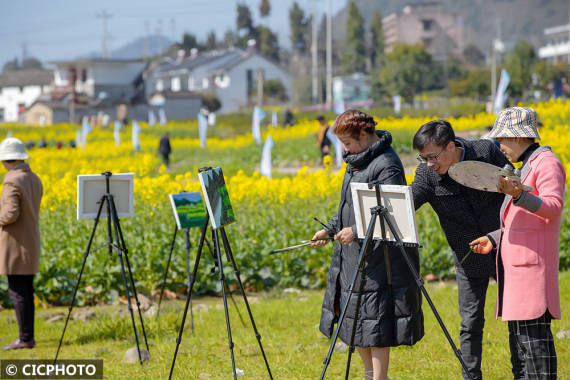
top-left (470, 107), bottom-right (565, 380)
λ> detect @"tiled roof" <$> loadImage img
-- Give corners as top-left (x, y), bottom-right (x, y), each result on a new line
top-left (0, 69), bottom-right (53, 88)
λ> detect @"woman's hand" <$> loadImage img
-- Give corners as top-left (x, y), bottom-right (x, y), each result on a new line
top-left (497, 176), bottom-right (523, 198)
top-left (310, 229), bottom-right (330, 247)
top-left (469, 236), bottom-right (493, 254)
top-left (335, 227), bottom-right (354, 246)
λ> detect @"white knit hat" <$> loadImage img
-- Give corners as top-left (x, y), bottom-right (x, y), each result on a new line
top-left (0, 137), bottom-right (30, 161)
top-left (488, 107), bottom-right (541, 140)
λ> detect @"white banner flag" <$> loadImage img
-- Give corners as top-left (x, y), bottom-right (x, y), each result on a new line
top-left (132, 120), bottom-right (141, 152)
top-left (76, 129), bottom-right (82, 149)
top-left (148, 110), bottom-right (157, 127)
top-left (493, 69), bottom-right (510, 115)
top-left (198, 112), bottom-right (208, 148)
top-left (326, 129), bottom-right (344, 168)
top-left (208, 112), bottom-right (216, 126)
top-left (158, 108), bottom-right (167, 126)
top-left (271, 111), bottom-right (277, 128)
top-left (260, 135), bottom-right (274, 179)
top-left (114, 121), bottom-right (121, 147)
top-left (393, 95), bottom-right (401, 114)
top-left (82, 119), bottom-right (92, 147)
top-left (252, 106), bottom-right (266, 145)
top-left (334, 100), bottom-right (345, 115)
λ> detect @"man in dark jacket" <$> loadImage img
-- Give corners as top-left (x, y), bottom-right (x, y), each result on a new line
top-left (411, 120), bottom-right (510, 380)
top-left (159, 133), bottom-right (172, 166)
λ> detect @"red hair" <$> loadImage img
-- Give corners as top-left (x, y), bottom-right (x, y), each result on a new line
top-left (332, 109), bottom-right (377, 139)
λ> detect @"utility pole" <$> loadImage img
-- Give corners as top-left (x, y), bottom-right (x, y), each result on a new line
top-left (97, 10), bottom-right (112, 58)
top-left (312, 0), bottom-right (318, 105)
top-left (21, 42), bottom-right (27, 63)
top-left (157, 19), bottom-right (163, 55)
top-left (491, 18), bottom-right (501, 101)
top-left (326, 0), bottom-right (332, 110)
top-left (144, 20), bottom-right (150, 60)
top-left (171, 18), bottom-right (177, 45)
top-left (257, 69), bottom-right (264, 107)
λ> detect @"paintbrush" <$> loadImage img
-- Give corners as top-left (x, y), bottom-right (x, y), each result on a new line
top-left (269, 237), bottom-right (334, 255)
top-left (268, 242), bottom-right (312, 254)
top-left (459, 246), bottom-right (475, 266)
top-left (300, 237), bottom-right (334, 243)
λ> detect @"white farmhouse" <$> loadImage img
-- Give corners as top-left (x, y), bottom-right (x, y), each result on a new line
top-left (0, 69), bottom-right (53, 122)
top-left (50, 58), bottom-right (147, 101)
top-left (149, 48), bottom-right (292, 114)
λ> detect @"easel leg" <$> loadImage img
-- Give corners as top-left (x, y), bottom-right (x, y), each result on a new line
top-left (184, 228), bottom-right (194, 333)
top-left (158, 226), bottom-right (178, 318)
top-left (54, 197), bottom-right (105, 363)
top-left (320, 212), bottom-right (377, 380)
top-left (345, 258), bottom-right (367, 380)
top-left (113, 199), bottom-right (150, 354)
top-left (213, 228), bottom-right (238, 380)
top-left (220, 228), bottom-right (273, 379)
top-left (379, 208), bottom-right (474, 380)
top-left (206, 237), bottom-right (245, 327)
top-left (108, 196), bottom-right (143, 365)
top-left (169, 216), bottom-right (209, 380)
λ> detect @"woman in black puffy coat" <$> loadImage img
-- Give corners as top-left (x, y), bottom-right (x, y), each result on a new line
top-left (311, 110), bottom-right (424, 380)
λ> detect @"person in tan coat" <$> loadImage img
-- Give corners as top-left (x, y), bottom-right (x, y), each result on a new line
top-left (0, 137), bottom-right (43, 350)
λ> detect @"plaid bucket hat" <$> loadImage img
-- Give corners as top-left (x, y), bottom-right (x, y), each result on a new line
top-left (488, 107), bottom-right (541, 140)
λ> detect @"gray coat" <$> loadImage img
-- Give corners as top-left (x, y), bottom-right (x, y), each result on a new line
top-left (319, 130), bottom-right (424, 347)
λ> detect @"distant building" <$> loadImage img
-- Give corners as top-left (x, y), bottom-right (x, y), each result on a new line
top-left (333, 73), bottom-right (370, 103)
top-left (147, 90), bottom-right (202, 120)
top-left (149, 48), bottom-right (292, 114)
top-left (382, 2), bottom-right (463, 60)
top-left (0, 69), bottom-right (53, 122)
top-left (50, 58), bottom-right (147, 101)
top-left (25, 100), bottom-right (87, 125)
top-left (538, 24), bottom-right (570, 64)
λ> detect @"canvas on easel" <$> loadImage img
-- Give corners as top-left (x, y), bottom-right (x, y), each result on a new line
top-left (198, 167), bottom-right (235, 229)
top-left (169, 192), bottom-right (207, 229)
top-left (77, 173), bottom-right (134, 220)
top-left (350, 183), bottom-right (419, 244)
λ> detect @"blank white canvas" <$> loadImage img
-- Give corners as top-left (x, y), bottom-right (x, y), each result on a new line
top-left (350, 183), bottom-right (419, 244)
top-left (77, 173), bottom-right (134, 220)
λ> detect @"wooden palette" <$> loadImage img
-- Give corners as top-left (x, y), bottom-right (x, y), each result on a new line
top-left (448, 161), bottom-right (534, 193)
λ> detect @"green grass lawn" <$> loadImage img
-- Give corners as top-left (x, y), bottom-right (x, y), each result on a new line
top-left (1, 272), bottom-right (569, 379)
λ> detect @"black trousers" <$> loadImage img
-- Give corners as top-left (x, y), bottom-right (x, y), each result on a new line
top-left (160, 152), bottom-right (170, 166)
top-left (456, 269), bottom-right (490, 380)
top-left (508, 311), bottom-right (557, 380)
top-left (7, 275), bottom-right (35, 342)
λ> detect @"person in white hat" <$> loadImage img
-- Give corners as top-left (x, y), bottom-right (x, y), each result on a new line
top-left (0, 137), bottom-right (43, 350)
top-left (470, 107), bottom-right (565, 379)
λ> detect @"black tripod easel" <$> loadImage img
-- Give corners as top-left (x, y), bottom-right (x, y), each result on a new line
top-left (157, 226), bottom-right (194, 323)
top-left (157, 225), bottom-right (247, 329)
top-left (319, 182), bottom-right (473, 380)
top-left (168, 212), bottom-right (273, 380)
top-left (54, 172), bottom-right (150, 365)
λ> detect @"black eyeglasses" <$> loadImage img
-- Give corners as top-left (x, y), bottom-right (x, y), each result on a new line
top-left (417, 145), bottom-right (446, 164)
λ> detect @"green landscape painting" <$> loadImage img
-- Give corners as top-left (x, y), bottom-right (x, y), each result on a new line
top-left (169, 192), bottom-right (207, 229)
top-left (198, 167), bottom-right (235, 229)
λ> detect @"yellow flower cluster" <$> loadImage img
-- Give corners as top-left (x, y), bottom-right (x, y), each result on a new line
top-left (533, 100), bottom-right (570, 178)
top-left (1, 99), bottom-right (568, 214)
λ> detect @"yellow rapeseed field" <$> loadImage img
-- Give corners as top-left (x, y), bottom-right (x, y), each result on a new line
top-left (1, 99), bottom-right (568, 213)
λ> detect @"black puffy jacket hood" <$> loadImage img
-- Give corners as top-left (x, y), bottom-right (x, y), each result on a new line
top-left (344, 130), bottom-right (393, 170)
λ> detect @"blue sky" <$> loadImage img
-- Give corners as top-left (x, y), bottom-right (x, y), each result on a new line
top-left (0, 0), bottom-right (345, 69)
